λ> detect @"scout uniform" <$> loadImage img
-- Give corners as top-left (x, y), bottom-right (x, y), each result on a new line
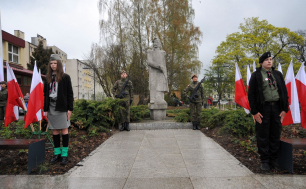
top-left (248, 51), bottom-right (289, 171)
top-left (0, 81), bottom-right (8, 126)
top-left (112, 71), bottom-right (133, 131)
top-left (183, 74), bottom-right (204, 130)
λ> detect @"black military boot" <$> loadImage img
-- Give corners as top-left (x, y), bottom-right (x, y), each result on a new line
top-left (196, 122), bottom-right (201, 130)
top-left (270, 160), bottom-right (280, 171)
top-left (125, 122), bottom-right (130, 131)
top-left (120, 123), bottom-right (125, 131)
top-left (50, 154), bottom-right (61, 164)
top-left (260, 163), bottom-right (270, 171)
top-left (61, 157), bottom-right (68, 165)
top-left (192, 122), bottom-right (196, 130)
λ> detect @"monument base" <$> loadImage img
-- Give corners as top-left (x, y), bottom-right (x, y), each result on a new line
top-left (150, 109), bottom-right (166, 120)
top-left (149, 102), bottom-right (167, 120)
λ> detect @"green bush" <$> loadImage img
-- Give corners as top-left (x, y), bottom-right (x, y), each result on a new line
top-left (87, 126), bottom-right (99, 137)
top-left (218, 109), bottom-right (255, 138)
top-left (71, 98), bottom-right (125, 130)
top-left (0, 126), bottom-right (13, 139)
top-left (14, 120), bottom-right (32, 139)
top-left (205, 110), bottom-right (230, 129)
top-left (71, 98), bottom-right (150, 130)
top-left (201, 107), bottom-right (219, 124)
top-left (130, 105), bottom-right (150, 122)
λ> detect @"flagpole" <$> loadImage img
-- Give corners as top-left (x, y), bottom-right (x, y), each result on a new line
top-left (0, 9), bottom-right (4, 84)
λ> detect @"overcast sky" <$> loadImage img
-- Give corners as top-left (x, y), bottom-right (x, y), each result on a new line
top-left (1, 0), bottom-right (306, 76)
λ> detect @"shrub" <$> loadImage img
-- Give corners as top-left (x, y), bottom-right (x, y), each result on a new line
top-left (71, 98), bottom-right (125, 130)
top-left (130, 105), bottom-right (150, 122)
top-left (87, 126), bottom-right (99, 137)
top-left (164, 94), bottom-right (175, 106)
top-left (218, 109), bottom-right (255, 138)
top-left (0, 126), bottom-right (13, 139)
top-left (201, 107), bottom-right (219, 124)
top-left (204, 110), bottom-right (231, 129)
top-left (14, 120), bottom-right (32, 139)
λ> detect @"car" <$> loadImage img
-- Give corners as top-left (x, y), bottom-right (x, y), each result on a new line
top-left (172, 97), bottom-right (183, 106)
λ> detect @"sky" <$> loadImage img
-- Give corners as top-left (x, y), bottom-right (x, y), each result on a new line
top-left (1, 0), bottom-right (306, 76)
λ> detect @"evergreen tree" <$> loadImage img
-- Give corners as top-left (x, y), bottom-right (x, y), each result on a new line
top-left (27, 41), bottom-right (54, 75)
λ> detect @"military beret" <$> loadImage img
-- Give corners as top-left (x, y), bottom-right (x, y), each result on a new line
top-left (259, 52), bottom-right (272, 63)
top-left (191, 74), bottom-right (198, 79)
top-left (50, 54), bottom-right (61, 61)
top-left (0, 81), bottom-right (7, 85)
top-left (121, 70), bottom-right (127, 74)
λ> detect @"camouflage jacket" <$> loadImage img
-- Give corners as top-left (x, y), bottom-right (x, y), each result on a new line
top-left (112, 78), bottom-right (133, 100)
top-left (183, 81), bottom-right (204, 103)
top-left (0, 88), bottom-right (8, 106)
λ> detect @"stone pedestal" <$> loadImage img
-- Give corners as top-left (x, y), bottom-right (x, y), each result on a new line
top-left (149, 103), bottom-right (167, 120)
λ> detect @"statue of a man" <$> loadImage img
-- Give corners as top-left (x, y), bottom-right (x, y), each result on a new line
top-left (147, 37), bottom-right (169, 105)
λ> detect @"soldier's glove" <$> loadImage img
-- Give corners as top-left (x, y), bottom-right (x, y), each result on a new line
top-left (130, 100), bottom-right (133, 105)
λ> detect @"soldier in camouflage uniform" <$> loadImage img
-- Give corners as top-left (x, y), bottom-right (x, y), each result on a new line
top-left (183, 74), bottom-right (204, 130)
top-left (0, 81), bottom-right (8, 127)
top-left (112, 71), bottom-right (133, 131)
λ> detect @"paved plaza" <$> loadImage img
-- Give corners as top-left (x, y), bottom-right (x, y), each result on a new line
top-left (1, 129), bottom-right (306, 188)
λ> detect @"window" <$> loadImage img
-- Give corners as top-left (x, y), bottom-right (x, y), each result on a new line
top-left (8, 44), bottom-right (19, 63)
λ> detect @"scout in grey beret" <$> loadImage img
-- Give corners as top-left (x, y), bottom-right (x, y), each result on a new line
top-left (50, 54), bottom-right (61, 61)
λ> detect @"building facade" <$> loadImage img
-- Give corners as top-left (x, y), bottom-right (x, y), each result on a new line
top-left (65, 59), bottom-right (105, 100)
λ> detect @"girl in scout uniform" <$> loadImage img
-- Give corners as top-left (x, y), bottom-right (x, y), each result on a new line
top-left (44, 54), bottom-right (74, 165)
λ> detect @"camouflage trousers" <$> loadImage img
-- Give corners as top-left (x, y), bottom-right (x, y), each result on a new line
top-left (120, 99), bottom-right (130, 123)
top-left (0, 105), bottom-right (6, 120)
top-left (190, 102), bottom-right (202, 122)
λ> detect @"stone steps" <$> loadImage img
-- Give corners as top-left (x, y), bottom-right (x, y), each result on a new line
top-left (129, 122), bottom-right (192, 130)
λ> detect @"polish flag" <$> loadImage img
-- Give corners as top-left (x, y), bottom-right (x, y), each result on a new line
top-left (6, 62), bottom-right (24, 109)
top-left (282, 60), bottom-right (301, 126)
top-left (295, 63), bottom-right (306, 128)
top-left (4, 102), bottom-right (19, 127)
top-left (235, 63), bottom-right (250, 112)
top-left (246, 65), bottom-right (251, 91)
top-left (39, 69), bottom-right (47, 121)
top-left (252, 61), bottom-right (256, 73)
top-left (24, 62), bottom-right (44, 128)
top-left (4, 63), bottom-right (22, 127)
top-left (278, 63), bottom-right (283, 74)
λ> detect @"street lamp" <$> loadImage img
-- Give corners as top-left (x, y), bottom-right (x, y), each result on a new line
top-left (83, 67), bottom-right (95, 101)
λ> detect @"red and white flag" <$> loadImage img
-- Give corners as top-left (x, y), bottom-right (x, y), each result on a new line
top-left (235, 63), bottom-right (250, 112)
top-left (244, 65), bottom-right (252, 114)
top-left (6, 62), bottom-right (24, 109)
top-left (24, 62), bottom-right (44, 128)
top-left (39, 69), bottom-right (47, 121)
top-left (282, 60), bottom-right (301, 126)
top-left (4, 63), bottom-right (22, 127)
top-left (278, 63), bottom-right (283, 74)
top-left (295, 63), bottom-right (306, 128)
top-left (246, 65), bottom-right (251, 91)
top-left (252, 61), bottom-right (256, 73)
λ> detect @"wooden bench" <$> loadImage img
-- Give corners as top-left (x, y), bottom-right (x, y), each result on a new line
top-left (277, 138), bottom-right (306, 173)
top-left (0, 139), bottom-right (46, 174)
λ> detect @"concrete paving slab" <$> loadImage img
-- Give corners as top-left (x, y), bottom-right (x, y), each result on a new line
top-left (68, 177), bottom-right (126, 189)
top-left (253, 174), bottom-right (306, 189)
top-left (124, 177), bottom-right (194, 189)
top-left (191, 176), bottom-right (266, 189)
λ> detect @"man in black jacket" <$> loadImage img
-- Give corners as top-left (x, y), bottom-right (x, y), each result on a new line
top-left (248, 52), bottom-right (289, 171)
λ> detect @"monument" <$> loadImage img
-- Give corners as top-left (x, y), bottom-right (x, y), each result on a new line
top-left (147, 37), bottom-right (168, 120)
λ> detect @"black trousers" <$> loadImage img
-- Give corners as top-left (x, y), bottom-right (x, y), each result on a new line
top-left (255, 103), bottom-right (282, 163)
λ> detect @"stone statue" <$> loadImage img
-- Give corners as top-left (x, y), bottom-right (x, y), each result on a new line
top-left (147, 37), bottom-right (168, 120)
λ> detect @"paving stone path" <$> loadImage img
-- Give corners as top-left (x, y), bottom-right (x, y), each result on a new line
top-left (1, 130), bottom-right (306, 188)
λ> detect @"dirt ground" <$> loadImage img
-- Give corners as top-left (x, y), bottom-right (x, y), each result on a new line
top-left (0, 127), bottom-right (115, 175)
top-left (202, 124), bottom-right (306, 175)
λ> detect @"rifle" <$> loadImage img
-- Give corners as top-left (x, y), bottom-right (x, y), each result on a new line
top-left (188, 77), bottom-right (205, 103)
top-left (115, 76), bottom-right (131, 99)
